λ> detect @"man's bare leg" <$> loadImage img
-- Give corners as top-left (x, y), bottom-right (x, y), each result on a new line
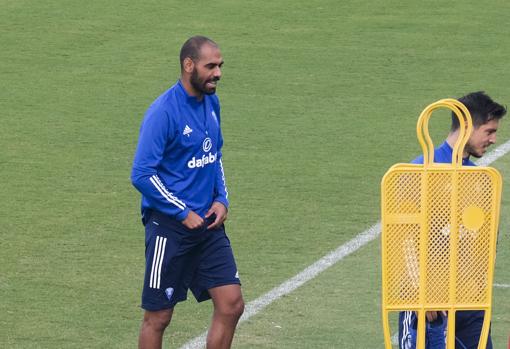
top-left (207, 285), bottom-right (244, 349)
top-left (139, 308), bottom-right (174, 349)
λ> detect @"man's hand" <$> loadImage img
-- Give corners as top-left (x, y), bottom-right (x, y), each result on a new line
top-left (426, 311), bottom-right (446, 322)
top-left (205, 202), bottom-right (228, 229)
top-left (181, 210), bottom-right (205, 230)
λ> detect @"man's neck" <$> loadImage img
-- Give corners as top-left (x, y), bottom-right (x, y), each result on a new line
top-left (180, 77), bottom-right (204, 101)
top-left (446, 130), bottom-right (468, 158)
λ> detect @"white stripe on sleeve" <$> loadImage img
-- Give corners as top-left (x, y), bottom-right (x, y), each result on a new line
top-left (150, 175), bottom-right (186, 210)
top-left (219, 159), bottom-right (228, 199)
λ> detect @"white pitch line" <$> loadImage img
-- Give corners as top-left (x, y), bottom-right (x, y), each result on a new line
top-left (494, 283), bottom-right (510, 288)
top-left (475, 139), bottom-right (510, 166)
top-left (181, 224), bottom-right (382, 349)
top-left (180, 139), bottom-right (510, 349)
top-left (391, 332), bottom-right (399, 345)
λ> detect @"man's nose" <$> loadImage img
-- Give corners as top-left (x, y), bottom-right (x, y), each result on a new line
top-left (213, 66), bottom-right (222, 79)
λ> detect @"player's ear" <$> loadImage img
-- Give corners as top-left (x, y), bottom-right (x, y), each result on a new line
top-left (183, 57), bottom-right (194, 74)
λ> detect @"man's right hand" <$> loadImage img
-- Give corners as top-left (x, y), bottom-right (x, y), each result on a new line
top-left (181, 210), bottom-right (205, 230)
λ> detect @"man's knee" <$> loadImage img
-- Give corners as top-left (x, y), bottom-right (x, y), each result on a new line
top-left (210, 284), bottom-right (244, 320)
top-left (218, 296), bottom-right (244, 319)
top-left (142, 309), bottom-right (174, 332)
top-left (231, 297), bottom-right (245, 318)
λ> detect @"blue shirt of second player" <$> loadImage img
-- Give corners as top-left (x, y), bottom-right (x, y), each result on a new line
top-left (411, 141), bottom-right (476, 166)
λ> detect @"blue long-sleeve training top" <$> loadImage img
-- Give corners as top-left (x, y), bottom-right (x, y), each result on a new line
top-left (131, 80), bottom-right (229, 221)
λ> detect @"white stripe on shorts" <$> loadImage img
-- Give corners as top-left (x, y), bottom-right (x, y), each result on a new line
top-left (150, 236), bottom-right (167, 289)
top-left (401, 310), bottom-right (413, 349)
top-left (149, 236), bottom-right (161, 288)
top-left (156, 237), bottom-right (167, 289)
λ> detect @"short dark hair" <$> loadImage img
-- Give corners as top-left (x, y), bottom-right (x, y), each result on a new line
top-left (179, 36), bottom-right (218, 71)
top-left (451, 91), bottom-right (506, 131)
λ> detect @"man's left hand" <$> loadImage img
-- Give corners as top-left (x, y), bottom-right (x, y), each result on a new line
top-left (205, 202), bottom-right (228, 229)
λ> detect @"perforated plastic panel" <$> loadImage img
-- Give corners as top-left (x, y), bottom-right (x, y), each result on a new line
top-left (382, 168), bottom-right (499, 307)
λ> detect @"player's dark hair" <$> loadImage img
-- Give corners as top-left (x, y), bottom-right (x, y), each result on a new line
top-left (451, 91), bottom-right (506, 131)
top-left (179, 36), bottom-right (218, 71)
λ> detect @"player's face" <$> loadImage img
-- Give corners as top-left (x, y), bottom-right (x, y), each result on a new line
top-left (465, 119), bottom-right (499, 158)
top-left (190, 44), bottom-right (223, 95)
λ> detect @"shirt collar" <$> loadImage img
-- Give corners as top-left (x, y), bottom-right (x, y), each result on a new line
top-left (440, 141), bottom-right (475, 166)
top-left (177, 80), bottom-right (204, 105)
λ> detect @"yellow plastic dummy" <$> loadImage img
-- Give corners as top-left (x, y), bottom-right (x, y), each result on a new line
top-left (381, 99), bottom-right (502, 349)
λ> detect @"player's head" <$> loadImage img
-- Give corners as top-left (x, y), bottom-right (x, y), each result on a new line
top-left (451, 91), bottom-right (506, 131)
top-left (180, 36), bottom-right (223, 96)
top-left (451, 91), bottom-right (506, 158)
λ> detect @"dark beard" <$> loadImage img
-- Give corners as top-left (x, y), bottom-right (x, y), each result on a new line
top-left (464, 142), bottom-right (483, 158)
top-left (190, 68), bottom-right (217, 95)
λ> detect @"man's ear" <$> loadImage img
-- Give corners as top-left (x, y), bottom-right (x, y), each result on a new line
top-left (183, 57), bottom-right (194, 74)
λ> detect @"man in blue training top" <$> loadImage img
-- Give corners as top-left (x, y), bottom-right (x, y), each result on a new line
top-left (398, 91), bottom-right (506, 349)
top-left (131, 36), bottom-right (244, 349)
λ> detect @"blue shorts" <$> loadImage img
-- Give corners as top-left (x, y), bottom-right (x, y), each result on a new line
top-left (398, 311), bottom-right (492, 349)
top-left (141, 210), bottom-right (241, 311)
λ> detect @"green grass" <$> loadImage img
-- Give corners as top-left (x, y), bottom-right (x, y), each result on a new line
top-left (1, 0), bottom-right (510, 347)
top-left (234, 155), bottom-right (510, 349)
top-left (491, 154), bottom-right (510, 349)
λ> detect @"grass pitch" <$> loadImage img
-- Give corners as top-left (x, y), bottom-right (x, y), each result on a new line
top-left (1, 0), bottom-right (510, 348)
